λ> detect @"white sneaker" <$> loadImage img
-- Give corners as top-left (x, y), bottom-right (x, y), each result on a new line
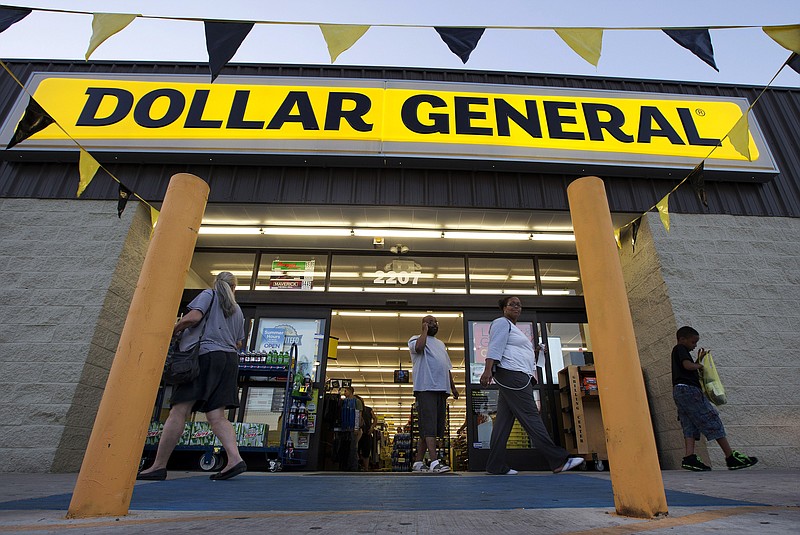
top-left (556, 457), bottom-right (584, 473)
top-left (505, 468), bottom-right (518, 475)
top-left (412, 461), bottom-right (428, 472)
top-left (429, 460), bottom-right (450, 473)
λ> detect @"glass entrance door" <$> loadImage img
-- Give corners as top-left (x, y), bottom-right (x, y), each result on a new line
top-left (464, 307), bottom-right (588, 471)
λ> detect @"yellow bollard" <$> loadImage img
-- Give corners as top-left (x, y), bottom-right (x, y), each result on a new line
top-left (67, 173), bottom-right (209, 518)
top-left (567, 176), bottom-right (668, 519)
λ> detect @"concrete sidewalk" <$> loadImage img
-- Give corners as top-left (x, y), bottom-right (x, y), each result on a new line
top-left (0, 469), bottom-right (797, 534)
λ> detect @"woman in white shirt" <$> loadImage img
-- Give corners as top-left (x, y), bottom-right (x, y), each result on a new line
top-left (480, 296), bottom-right (583, 475)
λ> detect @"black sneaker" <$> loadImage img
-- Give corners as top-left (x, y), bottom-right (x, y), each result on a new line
top-left (726, 451), bottom-right (758, 470)
top-left (681, 454), bottom-right (711, 471)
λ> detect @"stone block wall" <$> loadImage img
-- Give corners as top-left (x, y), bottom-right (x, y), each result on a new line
top-left (0, 199), bottom-right (150, 472)
top-left (620, 212), bottom-right (800, 469)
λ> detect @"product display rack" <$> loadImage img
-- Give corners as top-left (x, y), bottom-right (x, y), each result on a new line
top-left (391, 432), bottom-right (412, 472)
top-left (279, 343), bottom-right (312, 470)
top-left (557, 365), bottom-right (608, 471)
top-left (141, 345), bottom-right (294, 472)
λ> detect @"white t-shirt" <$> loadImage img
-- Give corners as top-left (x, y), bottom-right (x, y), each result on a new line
top-left (408, 335), bottom-right (452, 393)
top-left (486, 317), bottom-right (535, 376)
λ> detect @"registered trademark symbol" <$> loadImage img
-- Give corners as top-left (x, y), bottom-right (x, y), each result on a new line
top-left (695, 108), bottom-right (706, 116)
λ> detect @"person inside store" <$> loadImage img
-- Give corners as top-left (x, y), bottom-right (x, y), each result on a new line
top-left (342, 386), bottom-right (364, 471)
top-left (672, 326), bottom-right (758, 471)
top-left (358, 401), bottom-right (375, 471)
top-left (408, 315), bottom-right (459, 473)
top-left (480, 296), bottom-right (584, 475)
top-left (137, 271), bottom-right (247, 481)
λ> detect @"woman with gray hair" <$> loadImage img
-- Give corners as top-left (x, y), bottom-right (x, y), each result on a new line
top-left (137, 271), bottom-right (247, 481)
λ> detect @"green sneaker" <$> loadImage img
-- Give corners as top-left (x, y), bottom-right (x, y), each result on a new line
top-left (726, 451), bottom-right (758, 470)
top-left (681, 454), bottom-right (711, 471)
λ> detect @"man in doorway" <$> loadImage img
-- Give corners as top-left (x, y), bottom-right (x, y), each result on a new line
top-left (408, 315), bottom-right (459, 473)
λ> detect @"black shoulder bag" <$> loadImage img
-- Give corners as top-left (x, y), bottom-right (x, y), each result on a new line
top-left (163, 291), bottom-right (216, 385)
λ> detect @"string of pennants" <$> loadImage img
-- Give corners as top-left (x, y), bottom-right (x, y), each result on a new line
top-left (1, 4), bottom-right (799, 239)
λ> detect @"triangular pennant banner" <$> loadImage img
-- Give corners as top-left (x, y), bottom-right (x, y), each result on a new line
top-left (150, 206), bottom-right (160, 238)
top-left (728, 113), bottom-right (751, 161)
top-left (787, 53), bottom-right (800, 75)
top-left (0, 6), bottom-right (31, 33)
top-left (117, 183), bottom-right (133, 218)
top-left (656, 194), bottom-right (671, 233)
top-left (631, 218), bottom-right (641, 252)
top-left (763, 25), bottom-right (800, 54)
top-left (319, 24), bottom-right (370, 63)
top-left (77, 149), bottom-right (100, 197)
top-left (663, 29), bottom-right (719, 71)
top-left (614, 227), bottom-right (622, 250)
top-left (6, 97), bottom-right (55, 149)
top-left (687, 161), bottom-right (708, 208)
top-left (434, 27), bottom-right (486, 63)
top-left (554, 28), bottom-right (603, 67)
top-left (85, 13), bottom-right (138, 60)
top-left (204, 21), bottom-right (255, 82)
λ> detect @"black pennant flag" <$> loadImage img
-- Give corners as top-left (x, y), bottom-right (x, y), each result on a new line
top-left (117, 183), bottom-right (133, 218)
top-left (434, 27), bottom-right (486, 63)
top-left (788, 53), bottom-right (800, 75)
top-left (204, 21), bottom-right (255, 82)
top-left (0, 5), bottom-right (31, 33)
top-left (663, 29), bottom-right (718, 71)
top-left (630, 218), bottom-right (641, 252)
top-left (687, 161), bottom-right (708, 208)
top-left (6, 97), bottom-right (55, 149)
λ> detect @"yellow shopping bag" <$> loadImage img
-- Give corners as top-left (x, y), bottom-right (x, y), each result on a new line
top-left (699, 350), bottom-right (727, 405)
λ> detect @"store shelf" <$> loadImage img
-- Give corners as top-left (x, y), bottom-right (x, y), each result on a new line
top-left (558, 365), bottom-right (607, 470)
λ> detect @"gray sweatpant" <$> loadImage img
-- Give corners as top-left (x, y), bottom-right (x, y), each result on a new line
top-left (485, 367), bottom-right (569, 473)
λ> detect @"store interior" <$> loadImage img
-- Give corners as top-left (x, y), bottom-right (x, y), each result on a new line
top-left (326, 309), bottom-right (466, 441)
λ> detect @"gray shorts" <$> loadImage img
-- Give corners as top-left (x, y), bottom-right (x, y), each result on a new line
top-left (414, 391), bottom-right (448, 438)
top-left (673, 384), bottom-right (726, 442)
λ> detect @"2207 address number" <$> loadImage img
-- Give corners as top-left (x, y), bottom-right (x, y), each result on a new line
top-left (373, 270), bottom-right (422, 285)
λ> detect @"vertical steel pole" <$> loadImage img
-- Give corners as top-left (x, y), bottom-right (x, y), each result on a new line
top-left (567, 176), bottom-right (668, 519)
top-left (67, 173), bottom-right (209, 518)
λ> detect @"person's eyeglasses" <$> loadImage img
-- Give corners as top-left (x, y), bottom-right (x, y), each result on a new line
top-left (506, 302), bottom-right (522, 308)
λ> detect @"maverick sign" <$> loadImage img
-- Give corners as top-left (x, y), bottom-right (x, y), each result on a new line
top-left (0, 73), bottom-right (778, 179)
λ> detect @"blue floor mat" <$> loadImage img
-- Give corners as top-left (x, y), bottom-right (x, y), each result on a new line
top-left (0, 473), bottom-right (760, 512)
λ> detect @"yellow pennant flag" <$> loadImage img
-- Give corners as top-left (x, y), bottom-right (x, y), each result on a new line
top-left (614, 227), bottom-right (622, 249)
top-left (763, 24), bottom-right (800, 54)
top-left (728, 113), bottom-right (752, 161)
top-left (77, 149), bottom-right (100, 197)
top-left (319, 24), bottom-right (370, 62)
top-left (554, 28), bottom-right (603, 66)
top-left (150, 206), bottom-right (160, 238)
top-left (656, 194), bottom-right (671, 233)
top-left (85, 13), bottom-right (139, 60)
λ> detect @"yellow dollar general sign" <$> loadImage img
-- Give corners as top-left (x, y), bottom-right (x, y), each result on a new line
top-left (2, 74), bottom-right (778, 179)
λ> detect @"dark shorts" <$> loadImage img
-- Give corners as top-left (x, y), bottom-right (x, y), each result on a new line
top-left (414, 391), bottom-right (448, 438)
top-left (673, 384), bottom-right (725, 441)
top-left (171, 350), bottom-right (240, 413)
top-left (358, 432), bottom-right (373, 458)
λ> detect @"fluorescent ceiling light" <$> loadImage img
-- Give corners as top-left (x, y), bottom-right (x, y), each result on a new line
top-left (335, 311), bottom-right (400, 317)
top-left (327, 366), bottom-right (465, 372)
top-left (199, 226), bottom-right (261, 235)
top-left (397, 312), bottom-right (462, 318)
top-left (561, 347), bottom-right (589, 351)
top-left (542, 289), bottom-right (574, 296)
top-left (470, 289), bottom-right (539, 295)
top-left (349, 345), bottom-right (405, 351)
top-left (353, 229), bottom-right (442, 239)
top-left (262, 227), bottom-right (351, 237)
top-left (531, 233), bottom-right (575, 242)
top-left (443, 231), bottom-right (530, 240)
